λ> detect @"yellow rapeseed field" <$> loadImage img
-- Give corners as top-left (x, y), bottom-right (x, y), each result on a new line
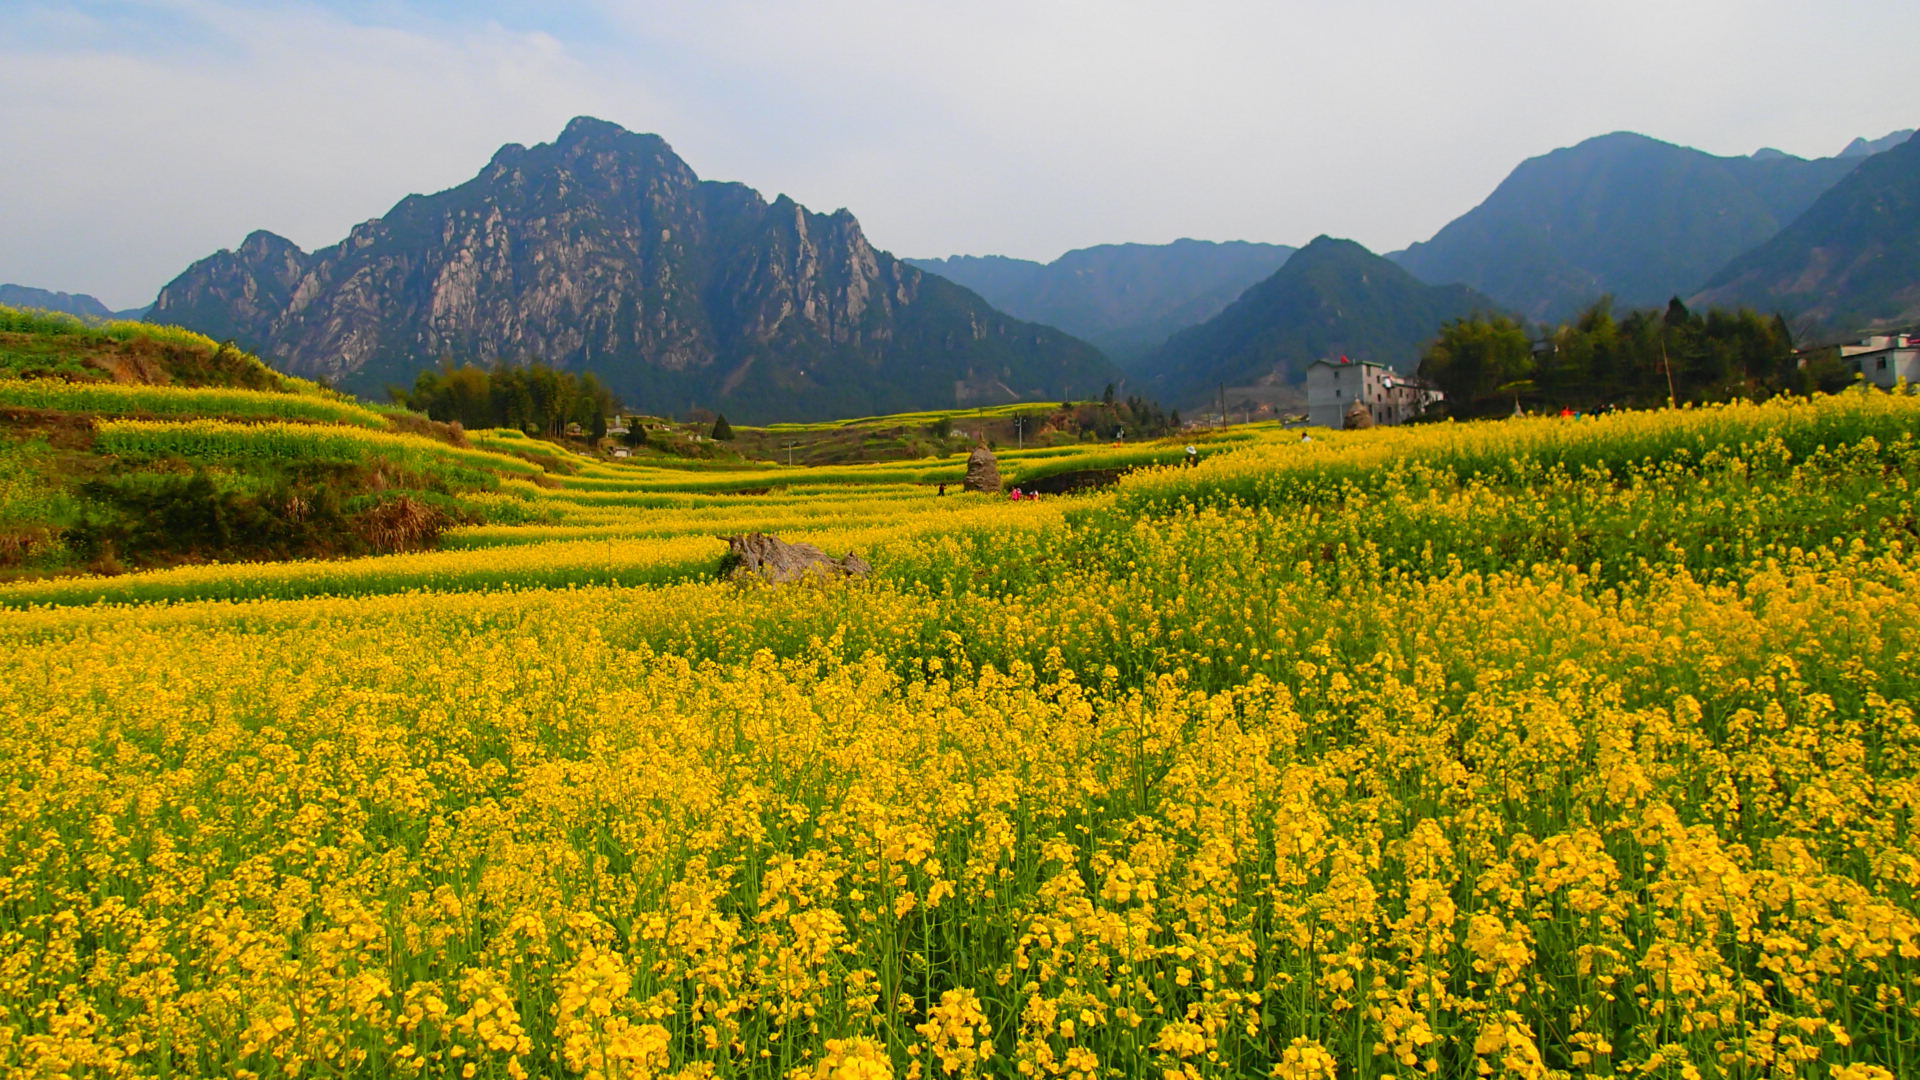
top-left (3, 392), bottom-right (1919, 1079)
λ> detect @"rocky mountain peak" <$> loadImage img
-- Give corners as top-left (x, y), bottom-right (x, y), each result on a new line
top-left (148, 118), bottom-right (1114, 421)
top-left (237, 230), bottom-right (304, 259)
top-left (557, 114), bottom-right (635, 146)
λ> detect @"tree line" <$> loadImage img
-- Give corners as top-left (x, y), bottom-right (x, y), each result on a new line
top-left (394, 362), bottom-right (619, 439)
top-left (1418, 298), bottom-right (1855, 419)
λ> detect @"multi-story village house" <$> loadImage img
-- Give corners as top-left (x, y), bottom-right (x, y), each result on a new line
top-left (1305, 356), bottom-right (1444, 428)
top-left (1841, 333), bottom-right (1920, 390)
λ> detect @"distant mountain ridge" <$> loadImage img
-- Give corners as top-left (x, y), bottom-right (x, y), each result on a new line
top-left (0, 284), bottom-right (147, 321)
top-left (1693, 130), bottom-right (1920, 336)
top-left (1392, 131), bottom-right (1862, 321)
top-left (148, 117), bottom-right (1116, 422)
top-left (1840, 130), bottom-right (1915, 158)
top-left (1137, 236), bottom-right (1498, 409)
top-left (907, 239), bottom-right (1294, 365)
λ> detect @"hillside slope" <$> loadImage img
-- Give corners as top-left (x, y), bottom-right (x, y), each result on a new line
top-left (0, 306), bottom-right (553, 576)
top-left (1692, 131), bottom-right (1920, 336)
top-left (908, 239), bottom-right (1294, 364)
top-left (150, 117), bottom-right (1117, 423)
top-left (1393, 132), bottom-right (1860, 320)
top-left (1139, 236), bottom-right (1497, 409)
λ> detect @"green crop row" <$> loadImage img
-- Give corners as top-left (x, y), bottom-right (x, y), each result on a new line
top-left (0, 378), bottom-right (390, 427)
top-left (95, 419), bottom-right (545, 479)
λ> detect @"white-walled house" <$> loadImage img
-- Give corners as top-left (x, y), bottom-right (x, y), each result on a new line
top-left (1842, 333), bottom-right (1920, 390)
top-left (1305, 357), bottom-right (1443, 427)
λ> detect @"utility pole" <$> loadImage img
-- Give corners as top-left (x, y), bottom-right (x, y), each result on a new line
top-left (1661, 338), bottom-right (1677, 409)
top-left (1218, 384), bottom-right (1227, 428)
top-left (1013, 415), bottom-right (1028, 450)
top-left (783, 441), bottom-right (800, 467)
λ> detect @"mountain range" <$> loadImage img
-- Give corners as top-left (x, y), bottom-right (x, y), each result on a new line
top-left (1840, 130), bottom-right (1915, 158)
top-left (147, 117), bottom-right (1116, 422)
top-left (1693, 129), bottom-right (1920, 333)
top-left (905, 239), bottom-right (1293, 366)
top-left (1136, 236), bottom-right (1497, 409)
top-left (1389, 132), bottom-right (1864, 322)
top-left (9, 120), bottom-right (1914, 421)
top-left (0, 284), bottom-right (147, 321)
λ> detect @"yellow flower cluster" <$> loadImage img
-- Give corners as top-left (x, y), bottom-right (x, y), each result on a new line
top-left (0, 390), bottom-right (1917, 1077)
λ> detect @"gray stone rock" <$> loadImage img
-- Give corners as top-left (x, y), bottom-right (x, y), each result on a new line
top-left (963, 445), bottom-right (1002, 493)
top-left (720, 532), bottom-right (871, 585)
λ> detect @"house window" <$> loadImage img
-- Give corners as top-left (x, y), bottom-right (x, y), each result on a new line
top-left (1878, 358), bottom-right (1889, 371)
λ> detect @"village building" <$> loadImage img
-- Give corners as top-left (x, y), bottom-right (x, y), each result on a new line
top-left (1305, 356), bottom-right (1443, 428)
top-left (1841, 332), bottom-right (1920, 390)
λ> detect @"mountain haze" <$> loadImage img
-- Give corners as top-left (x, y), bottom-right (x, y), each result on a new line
top-left (908, 239), bottom-right (1294, 365)
top-left (148, 117), bottom-right (1116, 422)
top-left (1693, 130), bottom-right (1920, 336)
top-left (1393, 132), bottom-right (1861, 321)
top-left (1139, 236), bottom-right (1497, 408)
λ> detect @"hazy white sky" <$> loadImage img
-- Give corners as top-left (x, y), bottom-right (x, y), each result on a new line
top-left (2, 0), bottom-right (1914, 308)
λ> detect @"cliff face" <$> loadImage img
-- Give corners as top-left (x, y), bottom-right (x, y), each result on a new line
top-left (150, 117), bottom-right (1114, 421)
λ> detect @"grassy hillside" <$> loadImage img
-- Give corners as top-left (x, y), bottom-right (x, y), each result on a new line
top-left (2, 387), bottom-right (1919, 1077)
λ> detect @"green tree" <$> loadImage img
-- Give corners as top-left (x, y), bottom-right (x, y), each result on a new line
top-left (711, 413), bottom-right (734, 441)
top-left (1418, 315), bottom-right (1533, 417)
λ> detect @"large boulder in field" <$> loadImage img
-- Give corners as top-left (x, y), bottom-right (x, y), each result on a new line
top-left (720, 532), bottom-right (871, 585)
top-left (963, 445), bottom-right (1002, 493)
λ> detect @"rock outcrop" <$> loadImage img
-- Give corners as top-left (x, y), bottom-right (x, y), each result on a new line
top-left (721, 533), bottom-right (871, 585)
top-left (149, 117), bottom-right (1117, 422)
top-left (963, 445), bottom-right (1002, 493)
top-left (1020, 467), bottom-right (1123, 495)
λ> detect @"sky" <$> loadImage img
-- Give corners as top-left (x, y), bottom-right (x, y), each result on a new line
top-left (2, 0), bottom-right (1916, 310)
